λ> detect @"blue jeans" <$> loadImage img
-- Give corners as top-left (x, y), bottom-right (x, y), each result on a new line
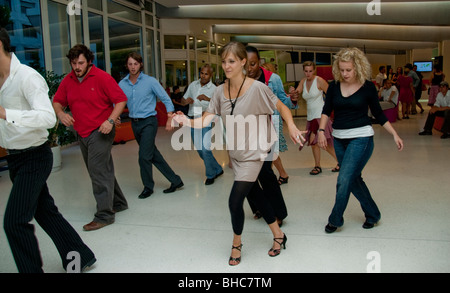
top-left (191, 125), bottom-right (223, 179)
top-left (328, 136), bottom-right (381, 227)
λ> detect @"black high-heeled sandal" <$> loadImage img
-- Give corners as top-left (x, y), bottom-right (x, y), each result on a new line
top-left (268, 234), bottom-right (287, 257)
top-left (278, 176), bottom-right (289, 185)
top-left (229, 244), bottom-right (243, 266)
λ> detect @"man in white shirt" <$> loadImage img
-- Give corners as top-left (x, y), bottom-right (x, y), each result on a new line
top-left (419, 81), bottom-right (450, 138)
top-left (183, 64), bottom-right (223, 185)
top-left (378, 79), bottom-right (398, 109)
top-left (0, 28), bottom-right (95, 273)
top-left (375, 66), bottom-right (386, 89)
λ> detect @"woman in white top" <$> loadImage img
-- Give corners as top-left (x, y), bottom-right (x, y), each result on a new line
top-left (290, 61), bottom-right (339, 175)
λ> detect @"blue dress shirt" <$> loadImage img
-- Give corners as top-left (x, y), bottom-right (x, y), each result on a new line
top-left (119, 72), bottom-right (174, 118)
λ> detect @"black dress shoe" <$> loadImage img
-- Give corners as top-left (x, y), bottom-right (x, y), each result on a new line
top-left (205, 170), bottom-right (224, 185)
top-left (362, 221), bottom-right (377, 229)
top-left (418, 130), bottom-right (432, 135)
top-left (163, 181), bottom-right (184, 193)
top-left (81, 257), bottom-right (97, 272)
top-left (138, 188), bottom-right (153, 199)
top-left (325, 223), bottom-right (338, 233)
top-left (215, 170), bottom-right (224, 178)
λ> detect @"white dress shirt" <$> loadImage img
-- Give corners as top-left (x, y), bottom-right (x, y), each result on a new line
top-left (0, 53), bottom-right (56, 150)
top-left (183, 79), bottom-right (216, 117)
top-left (434, 90), bottom-right (450, 108)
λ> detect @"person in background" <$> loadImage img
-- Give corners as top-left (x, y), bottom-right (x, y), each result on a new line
top-left (246, 46), bottom-right (297, 185)
top-left (411, 65), bottom-right (425, 114)
top-left (406, 63), bottom-right (420, 114)
top-left (290, 61), bottom-right (339, 175)
top-left (119, 52), bottom-right (183, 198)
top-left (397, 65), bottom-right (414, 119)
top-left (377, 79), bottom-right (398, 111)
top-left (183, 64), bottom-right (223, 185)
top-left (418, 81), bottom-right (450, 139)
top-left (318, 47), bottom-right (403, 234)
top-left (171, 85), bottom-right (189, 115)
top-left (53, 44), bottom-right (128, 231)
top-left (429, 64), bottom-right (445, 106)
top-left (0, 28), bottom-right (96, 272)
top-left (375, 65), bottom-right (386, 90)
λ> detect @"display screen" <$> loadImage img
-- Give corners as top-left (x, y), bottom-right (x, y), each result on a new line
top-left (413, 61), bottom-right (433, 72)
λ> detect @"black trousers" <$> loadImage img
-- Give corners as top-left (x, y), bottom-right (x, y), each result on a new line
top-left (229, 161), bottom-right (287, 235)
top-left (247, 160), bottom-right (288, 220)
top-left (131, 116), bottom-right (182, 190)
top-left (423, 109), bottom-right (450, 133)
top-left (4, 143), bottom-right (95, 273)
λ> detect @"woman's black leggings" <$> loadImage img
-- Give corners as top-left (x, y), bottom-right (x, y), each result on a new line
top-left (229, 180), bottom-right (277, 235)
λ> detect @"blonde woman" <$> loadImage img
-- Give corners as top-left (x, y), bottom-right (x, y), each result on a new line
top-left (290, 61), bottom-right (339, 175)
top-left (317, 48), bottom-right (403, 233)
top-left (173, 42), bottom-right (306, 265)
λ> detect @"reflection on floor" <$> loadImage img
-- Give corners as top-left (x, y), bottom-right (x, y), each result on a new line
top-left (1, 109), bottom-right (449, 273)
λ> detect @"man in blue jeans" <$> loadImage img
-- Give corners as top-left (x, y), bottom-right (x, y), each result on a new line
top-left (119, 52), bottom-right (183, 198)
top-left (183, 64), bottom-right (223, 185)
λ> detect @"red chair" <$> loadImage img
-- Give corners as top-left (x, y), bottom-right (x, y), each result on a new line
top-left (155, 101), bottom-right (168, 127)
top-left (434, 116), bottom-right (444, 131)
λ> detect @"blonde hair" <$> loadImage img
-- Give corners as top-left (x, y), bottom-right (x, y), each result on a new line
top-left (220, 41), bottom-right (248, 74)
top-left (332, 47), bottom-right (371, 84)
top-left (302, 61), bottom-right (316, 70)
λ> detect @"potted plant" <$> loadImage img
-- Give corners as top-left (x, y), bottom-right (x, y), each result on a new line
top-left (40, 70), bottom-right (77, 171)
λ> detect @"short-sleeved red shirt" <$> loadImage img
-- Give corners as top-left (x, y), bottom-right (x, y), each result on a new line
top-left (53, 65), bottom-right (127, 138)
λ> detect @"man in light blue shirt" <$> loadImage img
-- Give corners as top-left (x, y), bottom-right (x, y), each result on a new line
top-left (119, 52), bottom-right (183, 198)
top-left (183, 64), bottom-right (223, 185)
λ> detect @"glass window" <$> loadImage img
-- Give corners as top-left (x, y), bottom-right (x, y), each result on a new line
top-left (301, 52), bottom-right (314, 63)
top-left (87, 0), bottom-right (102, 10)
top-left (165, 61), bottom-right (187, 88)
top-left (190, 60), bottom-right (196, 83)
top-left (316, 52), bottom-right (331, 65)
top-left (145, 0), bottom-right (153, 13)
top-left (196, 39), bottom-right (208, 53)
top-left (188, 36), bottom-right (194, 50)
top-left (107, 0), bottom-right (141, 23)
top-left (146, 29), bottom-right (155, 76)
top-left (4, 0), bottom-right (44, 70)
top-left (164, 35), bottom-right (186, 50)
top-left (145, 14), bottom-right (153, 27)
top-left (48, 1), bottom-right (71, 75)
top-left (88, 12), bottom-right (105, 70)
top-left (108, 18), bottom-right (142, 82)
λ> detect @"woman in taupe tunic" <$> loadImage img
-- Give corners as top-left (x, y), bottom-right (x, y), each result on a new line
top-left (173, 42), bottom-right (306, 266)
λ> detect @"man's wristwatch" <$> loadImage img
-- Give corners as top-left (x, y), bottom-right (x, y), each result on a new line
top-left (107, 118), bottom-right (114, 125)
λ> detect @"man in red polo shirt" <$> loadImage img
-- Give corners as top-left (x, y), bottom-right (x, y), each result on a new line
top-left (53, 44), bottom-right (128, 231)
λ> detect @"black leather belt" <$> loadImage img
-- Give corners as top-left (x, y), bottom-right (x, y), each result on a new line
top-left (7, 143), bottom-right (47, 155)
top-left (131, 115), bottom-right (155, 122)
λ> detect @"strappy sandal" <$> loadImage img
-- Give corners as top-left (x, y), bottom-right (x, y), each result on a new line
top-left (278, 176), bottom-right (289, 185)
top-left (229, 244), bottom-right (243, 266)
top-left (309, 166), bottom-right (322, 175)
top-left (331, 164), bottom-right (340, 172)
top-left (268, 234), bottom-right (287, 257)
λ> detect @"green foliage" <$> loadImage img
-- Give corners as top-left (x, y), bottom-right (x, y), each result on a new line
top-left (39, 70), bottom-right (77, 147)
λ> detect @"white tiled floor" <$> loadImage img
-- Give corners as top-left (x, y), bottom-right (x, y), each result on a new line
top-left (1, 108), bottom-right (449, 273)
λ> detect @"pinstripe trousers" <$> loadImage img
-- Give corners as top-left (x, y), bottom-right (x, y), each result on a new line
top-left (4, 143), bottom-right (95, 273)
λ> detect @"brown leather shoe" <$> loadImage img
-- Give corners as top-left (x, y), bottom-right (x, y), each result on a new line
top-left (83, 221), bottom-right (111, 231)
